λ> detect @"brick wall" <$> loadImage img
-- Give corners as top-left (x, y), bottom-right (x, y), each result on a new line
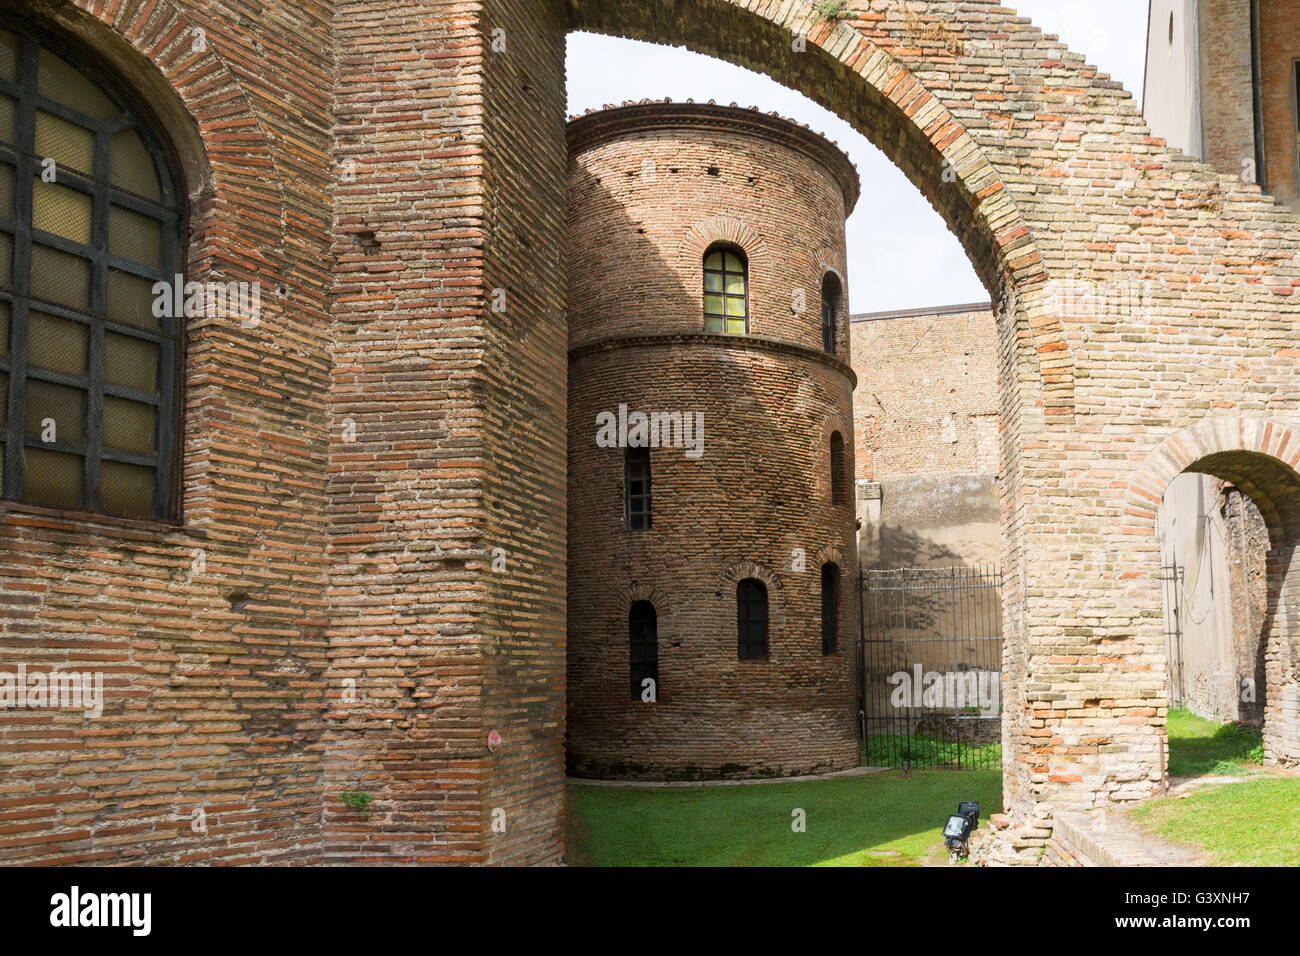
top-left (1258, 0), bottom-right (1300, 207)
top-left (850, 305), bottom-right (1001, 569)
top-left (1197, 0), bottom-right (1256, 179)
top-left (850, 305), bottom-right (998, 482)
top-left (0, 0), bottom-right (334, 864)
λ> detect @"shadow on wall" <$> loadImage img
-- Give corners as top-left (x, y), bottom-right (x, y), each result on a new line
top-left (865, 523), bottom-right (963, 571)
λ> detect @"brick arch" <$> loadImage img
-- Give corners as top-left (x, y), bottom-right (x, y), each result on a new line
top-left (611, 583), bottom-right (675, 623)
top-left (813, 544), bottom-right (844, 569)
top-left (565, 0), bottom-right (1072, 421)
top-left (1124, 416), bottom-right (1300, 539)
top-left (720, 559), bottom-right (784, 597)
top-left (57, 0), bottom-right (289, 268)
top-left (677, 215), bottom-right (771, 282)
top-left (1124, 415), bottom-right (1300, 769)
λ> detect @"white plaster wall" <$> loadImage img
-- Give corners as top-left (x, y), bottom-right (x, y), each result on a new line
top-left (1143, 0), bottom-right (1204, 158)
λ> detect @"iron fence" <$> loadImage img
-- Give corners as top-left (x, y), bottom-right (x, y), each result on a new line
top-left (858, 565), bottom-right (1003, 770)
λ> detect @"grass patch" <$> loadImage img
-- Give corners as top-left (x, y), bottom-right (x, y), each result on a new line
top-left (1166, 707), bottom-right (1263, 777)
top-left (1130, 777), bottom-right (1300, 866)
top-left (566, 769), bottom-right (1001, 867)
top-left (862, 734), bottom-right (1001, 770)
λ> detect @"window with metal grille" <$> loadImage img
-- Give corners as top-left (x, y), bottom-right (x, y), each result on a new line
top-left (737, 578), bottom-right (768, 660)
top-left (703, 245), bottom-right (747, 334)
top-left (629, 600), bottom-right (658, 701)
top-left (830, 431), bottom-right (845, 506)
top-left (821, 562), bottom-right (840, 655)
top-left (624, 445), bottom-right (651, 530)
top-left (0, 19), bottom-right (181, 520)
top-left (821, 272), bottom-right (840, 353)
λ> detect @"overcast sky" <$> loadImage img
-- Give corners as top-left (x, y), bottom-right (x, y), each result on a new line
top-left (566, 1), bottom-right (1151, 314)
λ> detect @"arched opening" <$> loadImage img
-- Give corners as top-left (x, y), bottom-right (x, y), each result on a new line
top-left (702, 243), bottom-right (748, 334)
top-left (1152, 448), bottom-right (1300, 777)
top-left (820, 271), bottom-right (841, 353)
top-left (821, 562), bottom-right (840, 655)
top-left (629, 600), bottom-right (659, 701)
top-left (562, 0), bottom-right (1050, 806)
top-left (736, 578), bottom-right (768, 661)
top-left (0, 15), bottom-right (185, 521)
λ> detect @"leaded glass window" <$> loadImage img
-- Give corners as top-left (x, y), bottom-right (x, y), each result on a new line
top-left (0, 19), bottom-right (181, 520)
top-left (703, 246), bottom-right (747, 334)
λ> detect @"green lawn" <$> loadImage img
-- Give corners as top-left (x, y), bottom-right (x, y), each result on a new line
top-left (565, 769), bottom-right (1001, 867)
top-left (1166, 707), bottom-right (1263, 777)
top-left (862, 734), bottom-right (1001, 771)
top-left (1130, 777), bottom-right (1300, 866)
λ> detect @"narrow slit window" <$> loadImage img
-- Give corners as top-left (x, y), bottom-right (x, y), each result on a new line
top-left (830, 431), bottom-right (845, 506)
top-left (821, 563), bottom-right (840, 655)
top-left (629, 601), bottom-right (658, 701)
top-left (821, 273), bottom-right (841, 354)
top-left (737, 578), bottom-right (768, 660)
top-left (625, 445), bottom-right (651, 530)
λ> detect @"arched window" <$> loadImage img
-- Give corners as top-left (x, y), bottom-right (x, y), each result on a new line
top-left (703, 245), bottom-right (747, 334)
top-left (830, 431), bottom-right (845, 506)
top-left (0, 19), bottom-right (182, 520)
top-left (624, 446), bottom-right (651, 530)
top-left (737, 578), bottom-right (768, 660)
top-left (821, 272), bottom-right (841, 353)
top-left (821, 563), bottom-right (840, 655)
top-left (629, 601), bottom-right (658, 701)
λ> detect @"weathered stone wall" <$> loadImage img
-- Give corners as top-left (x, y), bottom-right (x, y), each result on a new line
top-left (850, 304), bottom-right (999, 569)
top-left (1225, 486), bottom-right (1269, 725)
top-left (565, 104), bottom-right (858, 780)
top-left (0, 0), bottom-right (334, 864)
top-left (325, 0), bottom-right (568, 865)
top-left (1158, 474), bottom-right (1239, 723)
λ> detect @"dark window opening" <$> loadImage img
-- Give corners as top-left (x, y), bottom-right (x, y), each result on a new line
top-left (830, 431), bottom-right (846, 506)
top-left (737, 578), bottom-right (768, 660)
top-left (703, 245), bottom-right (747, 334)
top-left (629, 600), bottom-right (658, 700)
top-left (0, 18), bottom-right (182, 520)
top-left (821, 273), bottom-right (841, 353)
top-left (624, 445), bottom-right (651, 530)
top-left (821, 562), bottom-right (840, 655)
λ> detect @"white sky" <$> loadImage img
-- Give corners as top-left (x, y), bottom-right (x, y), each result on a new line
top-left (566, 1), bottom-right (1151, 314)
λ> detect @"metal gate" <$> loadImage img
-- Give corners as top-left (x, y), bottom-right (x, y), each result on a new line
top-left (858, 566), bottom-right (1002, 770)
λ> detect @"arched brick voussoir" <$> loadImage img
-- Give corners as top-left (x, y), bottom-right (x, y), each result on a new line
top-left (60, 0), bottom-right (288, 258)
top-left (1123, 416), bottom-right (1300, 535)
top-left (677, 215), bottom-right (771, 274)
top-left (566, 0), bottom-right (1072, 423)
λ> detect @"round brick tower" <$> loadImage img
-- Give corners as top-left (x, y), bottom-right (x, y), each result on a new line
top-left (565, 101), bottom-right (861, 780)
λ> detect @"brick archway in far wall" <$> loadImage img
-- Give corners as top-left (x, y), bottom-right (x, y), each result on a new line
top-left (1125, 417), bottom-right (1300, 770)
